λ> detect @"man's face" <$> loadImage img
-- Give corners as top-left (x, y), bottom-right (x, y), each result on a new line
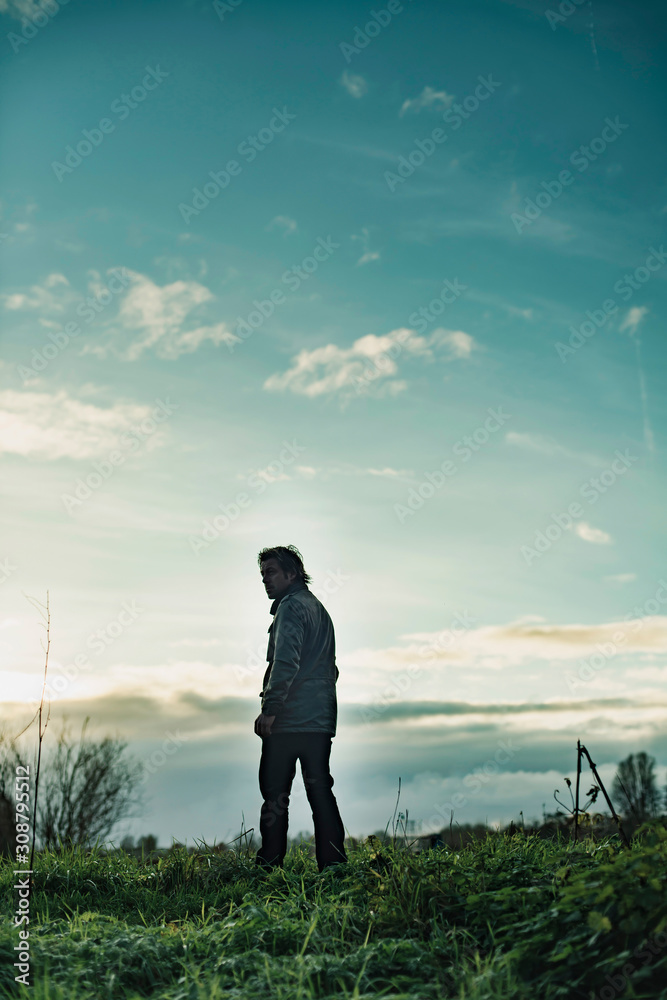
top-left (260, 557), bottom-right (296, 600)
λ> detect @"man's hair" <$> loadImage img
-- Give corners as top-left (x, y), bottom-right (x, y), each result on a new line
top-left (258, 544), bottom-right (312, 585)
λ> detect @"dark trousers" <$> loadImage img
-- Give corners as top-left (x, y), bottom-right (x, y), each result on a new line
top-left (256, 732), bottom-right (347, 872)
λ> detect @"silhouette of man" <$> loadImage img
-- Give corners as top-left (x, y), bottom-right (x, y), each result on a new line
top-left (254, 544), bottom-right (347, 872)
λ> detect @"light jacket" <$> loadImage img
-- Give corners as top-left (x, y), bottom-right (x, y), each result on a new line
top-left (259, 579), bottom-right (339, 735)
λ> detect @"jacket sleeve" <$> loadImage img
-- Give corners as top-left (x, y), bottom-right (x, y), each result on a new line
top-left (261, 598), bottom-right (306, 716)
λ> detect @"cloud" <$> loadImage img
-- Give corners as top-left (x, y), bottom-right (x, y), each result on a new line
top-left (340, 70), bottom-right (368, 99)
top-left (619, 307), bottom-right (655, 454)
top-left (366, 466), bottom-right (413, 478)
top-left (87, 270), bottom-right (237, 360)
top-left (263, 326), bottom-right (475, 399)
top-left (399, 86), bottom-right (454, 117)
top-left (605, 573), bottom-right (636, 584)
top-left (574, 521), bottom-right (612, 545)
top-left (357, 251), bottom-right (380, 266)
top-left (1, 273), bottom-right (71, 312)
top-left (429, 328), bottom-right (476, 359)
top-left (2, 268), bottom-right (235, 361)
top-left (0, 389), bottom-right (168, 460)
top-left (351, 226), bottom-right (380, 266)
top-left (342, 614), bottom-right (667, 681)
top-left (266, 215), bottom-right (297, 236)
top-left (619, 306), bottom-right (648, 336)
top-left (343, 695), bottom-right (663, 725)
top-left (504, 431), bottom-right (600, 464)
top-left (0, 0), bottom-right (42, 18)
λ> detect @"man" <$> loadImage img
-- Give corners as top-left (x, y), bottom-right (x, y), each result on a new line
top-left (254, 544), bottom-right (347, 872)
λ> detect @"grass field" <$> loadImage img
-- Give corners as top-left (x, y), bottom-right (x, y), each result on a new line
top-left (2, 824), bottom-right (666, 999)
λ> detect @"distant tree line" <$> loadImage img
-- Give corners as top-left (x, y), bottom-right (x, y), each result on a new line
top-left (1, 725), bottom-right (665, 858)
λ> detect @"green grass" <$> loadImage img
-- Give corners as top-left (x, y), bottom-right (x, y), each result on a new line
top-left (1, 825), bottom-right (666, 999)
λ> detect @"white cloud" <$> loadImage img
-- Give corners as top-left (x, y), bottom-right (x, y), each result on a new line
top-left (430, 328), bottom-right (476, 359)
top-left (605, 573), bottom-right (636, 584)
top-left (0, 0), bottom-right (42, 19)
top-left (340, 70), bottom-right (368, 99)
top-left (351, 226), bottom-right (380, 266)
top-left (86, 270), bottom-right (237, 360)
top-left (366, 467), bottom-right (413, 478)
top-left (263, 326), bottom-right (476, 399)
top-left (505, 432), bottom-right (600, 464)
top-left (574, 522), bottom-right (612, 545)
top-left (266, 215), bottom-right (297, 236)
top-left (343, 615), bottom-right (667, 679)
top-left (619, 306), bottom-right (648, 336)
top-left (1, 274), bottom-right (72, 312)
top-left (0, 389), bottom-right (168, 461)
top-left (399, 86), bottom-right (454, 117)
top-left (508, 305), bottom-right (533, 319)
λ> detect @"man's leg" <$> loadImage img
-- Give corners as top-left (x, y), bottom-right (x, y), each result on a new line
top-left (256, 733), bottom-right (298, 869)
top-left (299, 734), bottom-right (347, 871)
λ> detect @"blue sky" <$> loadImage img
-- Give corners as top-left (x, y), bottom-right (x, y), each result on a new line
top-left (1, 0), bottom-right (667, 845)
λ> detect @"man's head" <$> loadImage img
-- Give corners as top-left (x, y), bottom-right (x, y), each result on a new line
top-left (258, 544), bottom-right (311, 600)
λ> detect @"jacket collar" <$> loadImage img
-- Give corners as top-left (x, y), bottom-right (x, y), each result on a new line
top-left (269, 578), bottom-right (307, 615)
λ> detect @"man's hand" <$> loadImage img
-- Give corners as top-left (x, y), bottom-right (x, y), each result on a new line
top-left (254, 712), bottom-right (276, 738)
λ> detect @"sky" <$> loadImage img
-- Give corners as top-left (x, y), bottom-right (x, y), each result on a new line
top-left (1, 0), bottom-right (667, 847)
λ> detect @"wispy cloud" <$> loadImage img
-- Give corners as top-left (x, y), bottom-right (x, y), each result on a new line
top-left (505, 431), bottom-right (601, 465)
top-left (263, 326), bottom-right (476, 400)
top-left (340, 70), bottom-right (368, 99)
top-left (430, 328), bottom-right (476, 359)
top-left (266, 215), bottom-right (297, 236)
top-left (619, 306), bottom-right (648, 336)
top-left (346, 614), bottom-right (667, 678)
top-left (573, 521), bottom-right (613, 545)
top-left (399, 86), bottom-right (454, 117)
top-left (1, 273), bottom-right (71, 312)
top-left (0, 389), bottom-right (169, 461)
top-left (84, 270), bottom-right (237, 360)
top-left (620, 306), bottom-right (654, 454)
top-left (351, 226), bottom-right (380, 266)
top-left (0, 0), bottom-right (43, 20)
